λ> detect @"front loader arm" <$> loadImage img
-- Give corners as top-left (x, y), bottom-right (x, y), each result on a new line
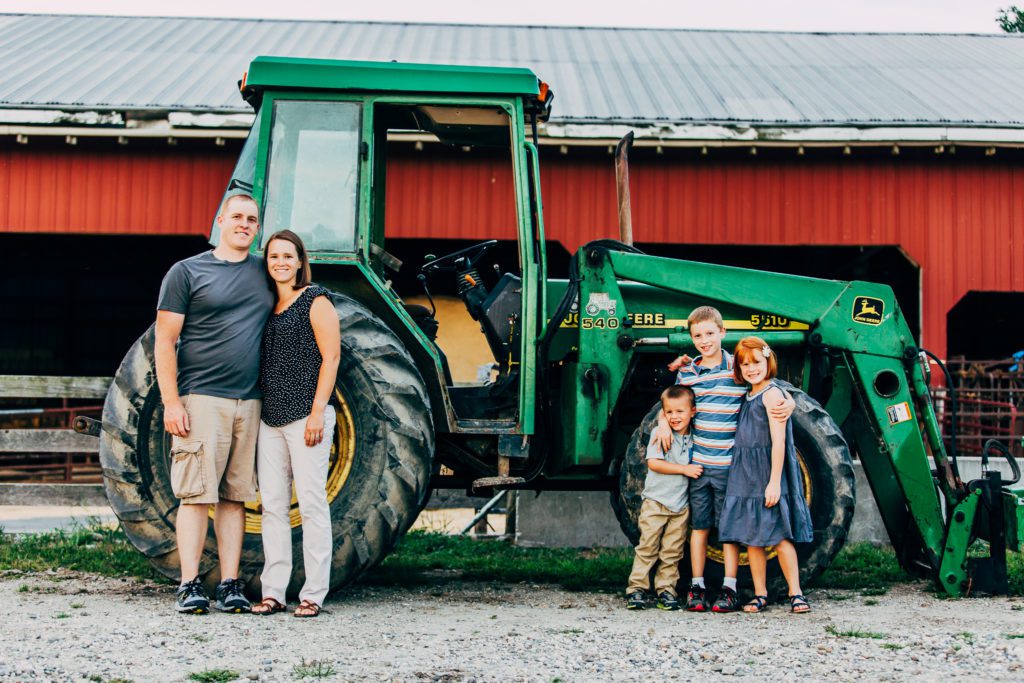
top-left (573, 247), bottom-right (951, 579)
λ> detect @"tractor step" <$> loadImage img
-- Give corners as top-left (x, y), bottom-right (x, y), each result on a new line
top-left (472, 476), bottom-right (526, 490)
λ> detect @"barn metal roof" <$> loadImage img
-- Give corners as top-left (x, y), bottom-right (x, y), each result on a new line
top-left (2, 13), bottom-right (1024, 138)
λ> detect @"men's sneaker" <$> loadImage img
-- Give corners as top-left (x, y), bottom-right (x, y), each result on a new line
top-left (656, 591), bottom-right (680, 611)
top-left (175, 578), bottom-right (209, 614)
top-left (626, 591), bottom-right (647, 610)
top-left (686, 586), bottom-right (708, 612)
top-left (712, 586), bottom-right (740, 613)
top-left (214, 578), bottom-right (251, 613)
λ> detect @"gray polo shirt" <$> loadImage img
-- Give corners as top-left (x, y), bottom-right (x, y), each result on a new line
top-left (643, 431), bottom-right (693, 513)
top-left (157, 251), bottom-right (274, 400)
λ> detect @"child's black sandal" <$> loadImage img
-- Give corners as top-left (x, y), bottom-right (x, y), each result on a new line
top-left (789, 594), bottom-right (811, 613)
top-left (743, 595), bottom-right (768, 613)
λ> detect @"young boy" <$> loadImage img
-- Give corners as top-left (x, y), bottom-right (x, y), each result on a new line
top-left (625, 385), bottom-right (703, 611)
top-left (656, 306), bottom-right (794, 613)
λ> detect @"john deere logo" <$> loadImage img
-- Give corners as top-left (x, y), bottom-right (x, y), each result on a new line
top-left (852, 296), bottom-right (884, 325)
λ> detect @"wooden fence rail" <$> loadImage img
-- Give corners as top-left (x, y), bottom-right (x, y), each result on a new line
top-left (0, 375), bottom-right (110, 487)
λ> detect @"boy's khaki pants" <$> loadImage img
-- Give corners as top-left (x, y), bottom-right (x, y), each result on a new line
top-left (626, 498), bottom-right (690, 596)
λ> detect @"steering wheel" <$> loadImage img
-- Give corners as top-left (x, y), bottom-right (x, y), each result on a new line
top-left (421, 240), bottom-right (498, 273)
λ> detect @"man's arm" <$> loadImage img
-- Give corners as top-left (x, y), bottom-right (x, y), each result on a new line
top-left (155, 310), bottom-right (189, 437)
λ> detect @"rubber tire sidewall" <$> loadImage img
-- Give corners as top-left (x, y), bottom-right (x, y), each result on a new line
top-left (99, 294), bottom-right (434, 596)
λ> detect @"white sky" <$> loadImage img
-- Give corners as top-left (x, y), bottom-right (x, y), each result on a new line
top-left (0, 0), bottom-right (1015, 33)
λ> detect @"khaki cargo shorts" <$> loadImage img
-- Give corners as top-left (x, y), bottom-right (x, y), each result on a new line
top-left (169, 394), bottom-right (260, 505)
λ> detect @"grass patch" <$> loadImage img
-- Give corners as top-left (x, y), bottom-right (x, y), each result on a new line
top-left (811, 544), bottom-right (911, 591)
top-left (863, 598), bottom-right (879, 606)
top-left (71, 602), bottom-right (85, 609)
top-left (292, 659), bottom-right (337, 679)
top-left (188, 670), bottom-right (238, 683)
top-left (0, 524), bottom-right (166, 582)
top-left (955, 631), bottom-right (975, 645)
top-left (1004, 633), bottom-right (1024, 639)
top-left (366, 530), bottom-right (633, 592)
top-left (825, 624), bottom-right (887, 640)
top-left (52, 612), bottom-right (70, 619)
top-left (880, 642), bottom-right (904, 650)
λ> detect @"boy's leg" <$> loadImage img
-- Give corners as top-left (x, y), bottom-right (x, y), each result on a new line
top-left (689, 529), bottom-right (708, 578)
top-left (626, 499), bottom-right (670, 595)
top-left (653, 508), bottom-right (690, 595)
top-left (722, 543), bottom-right (740, 583)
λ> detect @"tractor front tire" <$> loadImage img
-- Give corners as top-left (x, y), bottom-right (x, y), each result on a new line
top-left (99, 294), bottom-right (434, 596)
top-left (611, 383), bottom-right (854, 594)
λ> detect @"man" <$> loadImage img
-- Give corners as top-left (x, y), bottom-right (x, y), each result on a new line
top-left (155, 193), bottom-right (274, 614)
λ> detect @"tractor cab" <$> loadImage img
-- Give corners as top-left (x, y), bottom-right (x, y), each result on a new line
top-left (213, 57), bottom-right (552, 437)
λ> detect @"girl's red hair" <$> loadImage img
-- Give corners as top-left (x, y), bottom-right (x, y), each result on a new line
top-left (733, 336), bottom-right (777, 384)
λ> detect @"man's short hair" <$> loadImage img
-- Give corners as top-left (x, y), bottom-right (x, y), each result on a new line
top-left (688, 305), bottom-right (724, 330)
top-left (219, 192), bottom-right (259, 218)
top-left (661, 384), bottom-right (695, 408)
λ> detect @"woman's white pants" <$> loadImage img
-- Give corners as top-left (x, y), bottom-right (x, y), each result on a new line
top-left (257, 407), bottom-right (334, 606)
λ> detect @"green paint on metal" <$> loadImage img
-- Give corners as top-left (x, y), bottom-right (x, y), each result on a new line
top-left (939, 489), bottom-right (981, 596)
top-left (246, 56), bottom-right (540, 97)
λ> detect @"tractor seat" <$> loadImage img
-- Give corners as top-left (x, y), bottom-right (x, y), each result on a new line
top-left (403, 303), bottom-right (439, 341)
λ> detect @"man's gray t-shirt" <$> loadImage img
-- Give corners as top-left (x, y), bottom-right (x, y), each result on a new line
top-left (643, 431), bottom-right (693, 513)
top-left (157, 251), bottom-right (274, 400)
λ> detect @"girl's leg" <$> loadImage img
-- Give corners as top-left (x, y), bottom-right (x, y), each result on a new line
top-left (282, 409), bottom-right (336, 607)
top-left (746, 546), bottom-right (768, 597)
top-left (256, 421), bottom-right (293, 604)
top-left (776, 540), bottom-right (803, 597)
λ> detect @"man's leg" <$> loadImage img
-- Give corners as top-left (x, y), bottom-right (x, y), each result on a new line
top-left (177, 503), bottom-right (209, 582)
top-left (213, 500), bottom-right (245, 580)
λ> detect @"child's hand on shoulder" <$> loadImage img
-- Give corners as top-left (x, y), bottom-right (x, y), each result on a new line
top-left (765, 387), bottom-right (796, 422)
top-left (681, 463), bottom-right (703, 479)
top-left (764, 479), bottom-right (781, 507)
top-left (667, 354), bottom-right (693, 372)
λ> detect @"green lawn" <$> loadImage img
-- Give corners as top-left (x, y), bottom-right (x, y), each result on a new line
top-left (1, 524), bottom-right (1020, 595)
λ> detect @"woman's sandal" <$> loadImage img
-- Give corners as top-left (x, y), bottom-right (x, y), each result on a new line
top-left (743, 595), bottom-right (768, 613)
top-left (789, 594), bottom-right (811, 613)
top-left (294, 600), bottom-right (322, 618)
top-left (251, 597), bottom-right (286, 616)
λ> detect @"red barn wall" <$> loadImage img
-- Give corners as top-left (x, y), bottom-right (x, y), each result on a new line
top-left (2, 145), bottom-right (1023, 358)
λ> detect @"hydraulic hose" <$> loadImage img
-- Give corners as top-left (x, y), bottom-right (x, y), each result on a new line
top-left (918, 347), bottom-right (962, 485)
top-left (983, 439), bottom-right (1021, 486)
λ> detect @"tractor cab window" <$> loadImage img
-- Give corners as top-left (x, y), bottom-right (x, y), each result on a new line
top-left (374, 102), bottom-right (522, 425)
top-left (262, 100), bottom-right (361, 252)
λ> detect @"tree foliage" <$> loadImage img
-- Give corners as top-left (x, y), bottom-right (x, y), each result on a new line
top-left (997, 6), bottom-right (1024, 33)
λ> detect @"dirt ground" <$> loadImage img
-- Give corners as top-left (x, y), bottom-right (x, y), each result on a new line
top-left (0, 571), bottom-right (1022, 682)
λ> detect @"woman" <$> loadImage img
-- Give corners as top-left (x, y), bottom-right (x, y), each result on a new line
top-left (251, 229), bottom-right (340, 617)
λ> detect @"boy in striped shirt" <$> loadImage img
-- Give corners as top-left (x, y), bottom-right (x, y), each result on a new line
top-left (655, 306), bottom-right (794, 612)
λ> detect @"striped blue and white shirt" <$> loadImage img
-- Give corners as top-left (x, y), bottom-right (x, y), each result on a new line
top-left (676, 350), bottom-right (745, 468)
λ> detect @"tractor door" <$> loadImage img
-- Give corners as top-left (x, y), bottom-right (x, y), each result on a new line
top-left (368, 99), bottom-right (540, 435)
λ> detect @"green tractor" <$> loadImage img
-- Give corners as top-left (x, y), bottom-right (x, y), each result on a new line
top-left (93, 56), bottom-right (1023, 597)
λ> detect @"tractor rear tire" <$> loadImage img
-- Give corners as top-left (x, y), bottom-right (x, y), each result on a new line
top-left (99, 294), bottom-right (434, 596)
top-left (611, 383), bottom-right (854, 595)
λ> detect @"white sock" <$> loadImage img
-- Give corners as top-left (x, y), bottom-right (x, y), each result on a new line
top-left (723, 577), bottom-right (738, 591)
top-left (691, 577), bottom-right (705, 589)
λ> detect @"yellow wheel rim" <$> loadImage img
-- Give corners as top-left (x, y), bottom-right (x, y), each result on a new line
top-left (705, 449), bottom-right (813, 566)
top-left (209, 389), bottom-right (356, 533)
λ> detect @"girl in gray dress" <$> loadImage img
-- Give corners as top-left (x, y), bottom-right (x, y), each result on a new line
top-left (718, 336), bottom-right (813, 614)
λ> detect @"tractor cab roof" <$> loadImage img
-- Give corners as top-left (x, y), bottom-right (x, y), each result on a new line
top-left (241, 56), bottom-right (552, 121)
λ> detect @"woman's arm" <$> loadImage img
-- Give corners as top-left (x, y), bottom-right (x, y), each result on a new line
top-left (305, 295), bottom-right (341, 447)
top-left (763, 387), bottom-right (787, 508)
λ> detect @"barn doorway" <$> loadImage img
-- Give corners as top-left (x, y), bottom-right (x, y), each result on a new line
top-left (947, 291), bottom-right (1024, 361)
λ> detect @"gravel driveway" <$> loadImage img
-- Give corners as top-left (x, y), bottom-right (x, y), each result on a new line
top-left (1, 571), bottom-right (1022, 682)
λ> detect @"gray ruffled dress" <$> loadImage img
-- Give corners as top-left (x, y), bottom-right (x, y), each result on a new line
top-left (718, 381), bottom-right (814, 547)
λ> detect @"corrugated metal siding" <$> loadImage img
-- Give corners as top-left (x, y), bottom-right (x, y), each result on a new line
top-left (3, 14), bottom-right (1024, 127)
top-left (2, 147), bottom-right (1021, 356)
top-left (0, 147), bottom-right (233, 234)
